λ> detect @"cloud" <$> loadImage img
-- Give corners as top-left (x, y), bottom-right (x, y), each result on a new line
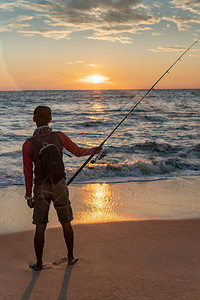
top-left (64, 60), bottom-right (85, 64)
top-left (19, 28), bottom-right (71, 39)
top-left (169, 15), bottom-right (200, 31)
top-left (88, 64), bottom-right (99, 67)
top-left (189, 53), bottom-right (200, 57)
top-left (0, 10), bottom-right (34, 31)
top-left (0, 27), bottom-right (11, 33)
top-left (0, 0), bottom-right (161, 43)
top-left (159, 1), bottom-right (200, 32)
top-left (149, 46), bottom-right (187, 52)
top-left (86, 33), bottom-right (133, 44)
top-left (64, 61), bottom-right (99, 67)
top-left (1, 0), bottom-right (199, 42)
top-left (0, 2), bottom-right (16, 11)
top-left (170, 0), bottom-right (200, 16)
top-left (149, 45), bottom-right (200, 53)
top-left (17, 15), bottom-right (34, 22)
top-left (8, 23), bottom-right (31, 29)
top-left (151, 32), bottom-right (162, 36)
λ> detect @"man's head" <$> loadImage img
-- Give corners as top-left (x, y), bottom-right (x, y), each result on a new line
top-left (33, 106), bottom-right (52, 127)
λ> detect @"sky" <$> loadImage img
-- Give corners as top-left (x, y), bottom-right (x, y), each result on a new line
top-left (0, 0), bottom-right (199, 91)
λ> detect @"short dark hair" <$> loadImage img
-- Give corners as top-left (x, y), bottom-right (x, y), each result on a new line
top-left (34, 106), bottom-right (51, 126)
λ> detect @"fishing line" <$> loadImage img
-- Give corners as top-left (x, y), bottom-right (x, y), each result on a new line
top-left (67, 38), bottom-right (200, 186)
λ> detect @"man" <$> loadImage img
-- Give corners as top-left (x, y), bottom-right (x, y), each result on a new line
top-left (23, 105), bottom-right (102, 271)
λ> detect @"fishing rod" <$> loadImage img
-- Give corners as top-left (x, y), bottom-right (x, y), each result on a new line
top-left (67, 38), bottom-right (200, 186)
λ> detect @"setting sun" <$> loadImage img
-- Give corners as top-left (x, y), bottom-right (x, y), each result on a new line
top-left (78, 74), bottom-right (110, 84)
top-left (91, 75), bottom-right (106, 84)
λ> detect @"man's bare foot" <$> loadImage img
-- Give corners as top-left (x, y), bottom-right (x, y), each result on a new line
top-left (68, 257), bottom-right (79, 265)
top-left (29, 262), bottom-right (42, 271)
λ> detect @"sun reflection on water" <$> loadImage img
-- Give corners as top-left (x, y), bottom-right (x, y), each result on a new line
top-left (86, 115), bottom-right (100, 120)
top-left (77, 183), bottom-right (121, 223)
top-left (92, 102), bottom-right (104, 112)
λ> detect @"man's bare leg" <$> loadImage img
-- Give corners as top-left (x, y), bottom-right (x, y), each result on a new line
top-left (61, 222), bottom-right (78, 265)
top-left (30, 224), bottom-right (46, 271)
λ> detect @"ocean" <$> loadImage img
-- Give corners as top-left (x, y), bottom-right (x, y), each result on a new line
top-left (0, 89), bottom-right (200, 188)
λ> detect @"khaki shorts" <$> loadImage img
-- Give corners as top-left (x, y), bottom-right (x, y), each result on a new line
top-left (33, 179), bottom-right (73, 225)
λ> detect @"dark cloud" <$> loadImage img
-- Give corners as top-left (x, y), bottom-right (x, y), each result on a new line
top-left (0, 0), bottom-right (158, 42)
top-left (0, 0), bottom-right (199, 42)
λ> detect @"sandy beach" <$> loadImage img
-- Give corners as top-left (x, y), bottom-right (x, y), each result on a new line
top-left (0, 176), bottom-right (200, 299)
top-left (0, 219), bottom-right (200, 300)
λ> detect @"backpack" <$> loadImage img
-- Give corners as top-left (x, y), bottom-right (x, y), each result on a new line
top-left (29, 134), bottom-right (65, 184)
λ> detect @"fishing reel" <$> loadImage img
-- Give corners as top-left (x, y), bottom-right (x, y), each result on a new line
top-left (91, 150), bottom-right (107, 164)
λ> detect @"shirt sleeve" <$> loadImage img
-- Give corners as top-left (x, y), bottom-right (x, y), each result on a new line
top-left (22, 140), bottom-right (33, 197)
top-left (56, 131), bottom-right (95, 157)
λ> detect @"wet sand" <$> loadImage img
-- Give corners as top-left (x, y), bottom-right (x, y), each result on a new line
top-left (0, 219), bottom-right (200, 300)
top-left (0, 176), bottom-right (200, 234)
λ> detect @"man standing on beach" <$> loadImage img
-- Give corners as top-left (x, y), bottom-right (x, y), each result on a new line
top-left (22, 105), bottom-right (102, 271)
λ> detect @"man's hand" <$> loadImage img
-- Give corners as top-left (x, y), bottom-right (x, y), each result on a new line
top-left (93, 144), bottom-right (103, 154)
top-left (27, 198), bottom-right (34, 208)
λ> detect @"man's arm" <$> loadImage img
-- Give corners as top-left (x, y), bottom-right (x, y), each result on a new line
top-left (22, 140), bottom-right (33, 204)
top-left (57, 132), bottom-right (102, 156)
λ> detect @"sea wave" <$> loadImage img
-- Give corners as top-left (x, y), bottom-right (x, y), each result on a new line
top-left (133, 141), bottom-right (177, 153)
top-left (109, 142), bottom-right (200, 158)
top-left (1, 157), bottom-right (199, 187)
top-left (75, 158), bottom-right (200, 181)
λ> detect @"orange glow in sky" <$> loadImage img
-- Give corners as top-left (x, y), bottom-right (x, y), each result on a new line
top-left (0, 1), bottom-right (199, 90)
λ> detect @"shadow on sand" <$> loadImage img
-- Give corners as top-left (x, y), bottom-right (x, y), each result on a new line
top-left (20, 269), bottom-right (40, 300)
top-left (20, 264), bottom-right (74, 300)
top-left (57, 264), bottom-right (73, 300)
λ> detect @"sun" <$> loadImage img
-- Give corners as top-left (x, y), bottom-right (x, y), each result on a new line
top-left (79, 74), bottom-right (109, 84)
top-left (91, 75), bottom-right (105, 84)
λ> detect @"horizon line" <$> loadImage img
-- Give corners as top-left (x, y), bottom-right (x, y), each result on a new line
top-left (0, 87), bottom-right (200, 92)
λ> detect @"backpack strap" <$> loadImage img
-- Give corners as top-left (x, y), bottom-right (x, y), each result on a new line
top-left (28, 136), bottom-right (41, 150)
